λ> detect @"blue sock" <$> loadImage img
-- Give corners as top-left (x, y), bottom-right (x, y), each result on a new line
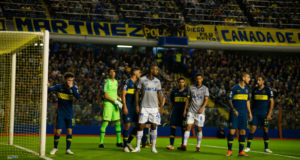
top-left (247, 133), bottom-right (254, 148)
top-left (54, 134), bottom-right (60, 149)
top-left (128, 127), bottom-right (137, 144)
top-left (264, 131), bottom-right (269, 149)
top-left (123, 130), bottom-right (129, 147)
top-left (66, 134), bottom-right (72, 150)
top-left (239, 135), bottom-right (245, 153)
top-left (142, 128), bottom-right (148, 146)
top-left (227, 134), bottom-right (234, 151)
top-left (181, 127), bottom-right (185, 145)
top-left (170, 127), bottom-right (176, 146)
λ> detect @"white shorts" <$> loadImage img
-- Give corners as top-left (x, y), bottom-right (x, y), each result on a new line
top-left (138, 107), bottom-right (161, 125)
top-left (186, 112), bottom-right (205, 127)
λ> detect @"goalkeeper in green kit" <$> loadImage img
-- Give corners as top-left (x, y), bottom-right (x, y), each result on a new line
top-left (99, 68), bottom-right (123, 148)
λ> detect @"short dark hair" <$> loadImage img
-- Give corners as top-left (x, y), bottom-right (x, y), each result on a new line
top-left (240, 72), bottom-right (249, 81)
top-left (150, 62), bottom-right (158, 68)
top-left (194, 73), bottom-right (203, 80)
top-left (108, 68), bottom-right (115, 73)
top-left (64, 72), bottom-right (74, 79)
top-left (131, 67), bottom-right (140, 75)
top-left (258, 75), bottom-right (266, 81)
top-left (177, 77), bottom-right (185, 83)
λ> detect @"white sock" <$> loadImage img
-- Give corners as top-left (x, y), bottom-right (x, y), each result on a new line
top-left (197, 131), bottom-right (202, 148)
top-left (151, 129), bottom-right (157, 149)
top-left (136, 131), bottom-right (143, 149)
top-left (183, 131), bottom-right (190, 146)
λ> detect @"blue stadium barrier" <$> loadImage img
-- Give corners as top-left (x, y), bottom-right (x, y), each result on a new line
top-left (46, 125), bottom-right (300, 139)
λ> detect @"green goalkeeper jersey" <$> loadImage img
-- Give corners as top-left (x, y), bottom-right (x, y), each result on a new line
top-left (104, 78), bottom-right (118, 104)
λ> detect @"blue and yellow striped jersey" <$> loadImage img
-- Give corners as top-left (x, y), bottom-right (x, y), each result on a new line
top-left (48, 84), bottom-right (80, 118)
top-left (229, 84), bottom-right (250, 114)
top-left (170, 87), bottom-right (189, 110)
top-left (252, 86), bottom-right (273, 115)
top-left (123, 78), bottom-right (137, 112)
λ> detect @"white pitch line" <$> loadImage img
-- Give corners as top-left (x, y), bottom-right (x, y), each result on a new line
top-left (187, 143), bottom-right (300, 159)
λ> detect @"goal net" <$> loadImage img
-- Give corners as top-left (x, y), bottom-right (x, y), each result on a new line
top-left (0, 31), bottom-right (49, 159)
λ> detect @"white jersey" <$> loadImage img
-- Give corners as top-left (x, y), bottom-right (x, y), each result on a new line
top-left (137, 76), bottom-right (162, 108)
top-left (188, 85), bottom-right (209, 114)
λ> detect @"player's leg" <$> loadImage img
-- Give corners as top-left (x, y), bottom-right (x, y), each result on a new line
top-left (245, 114), bottom-right (258, 152)
top-left (99, 103), bottom-right (113, 147)
top-left (50, 129), bottom-right (62, 155)
top-left (50, 115), bottom-right (63, 155)
top-left (122, 120), bottom-right (131, 152)
top-left (245, 125), bottom-right (256, 152)
top-left (66, 128), bottom-right (74, 154)
top-left (180, 112), bottom-right (194, 151)
top-left (166, 125), bottom-right (176, 150)
top-left (226, 113), bottom-right (237, 156)
top-left (238, 115), bottom-right (248, 157)
top-left (132, 123), bottom-right (145, 152)
top-left (132, 109), bottom-right (148, 152)
top-left (127, 113), bottom-right (139, 149)
top-left (142, 125), bottom-right (150, 148)
top-left (148, 109), bottom-right (160, 153)
top-left (238, 129), bottom-right (247, 156)
top-left (263, 117), bottom-right (272, 153)
top-left (112, 107), bottom-right (122, 146)
top-left (65, 117), bottom-right (75, 154)
top-left (195, 114), bottom-right (205, 152)
top-left (150, 124), bottom-right (158, 153)
top-left (167, 110), bottom-right (177, 150)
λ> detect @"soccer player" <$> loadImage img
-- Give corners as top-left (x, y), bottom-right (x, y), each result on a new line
top-left (122, 68), bottom-right (141, 152)
top-left (226, 72), bottom-right (253, 157)
top-left (179, 74), bottom-right (209, 152)
top-left (48, 72), bottom-right (80, 155)
top-left (132, 63), bottom-right (163, 153)
top-left (244, 76), bottom-right (274, 153)
top-left (166, 78), bottom-right (189, 150)
top-left (99, 68), bottom-right (123, 148)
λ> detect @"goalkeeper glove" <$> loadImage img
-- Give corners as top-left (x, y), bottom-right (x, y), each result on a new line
top-left (114, 99), bottom-right (123, 109)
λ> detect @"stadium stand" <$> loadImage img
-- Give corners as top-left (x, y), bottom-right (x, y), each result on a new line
top-left (0, 0), bottom-right (47, 19)
top-left (244, 0), bottom-right (300, 28)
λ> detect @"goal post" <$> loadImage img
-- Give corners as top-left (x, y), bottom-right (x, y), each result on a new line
top-left (0, 31), bottom-right (50, 159)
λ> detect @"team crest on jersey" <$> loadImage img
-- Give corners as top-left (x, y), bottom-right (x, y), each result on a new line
top-left (246, 90), bottom-right (248, 93)
top-left (237, 90), bottom-right (240, 93)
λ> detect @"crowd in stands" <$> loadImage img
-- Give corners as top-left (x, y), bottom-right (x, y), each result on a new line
top-left (0, 0), bottom-right (46, 19)
top-left (47, 42), bottom-right (300, 129)
top-left (1, 0), bottom-right (299, 29)
top-left (178, 0), bottom-right (248, 26)
top-left (45, 0), bottom-right (119, 22)
top-left (244, 0), bottom-right (300, 28)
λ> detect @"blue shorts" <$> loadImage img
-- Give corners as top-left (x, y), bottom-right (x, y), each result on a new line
top-left (249, 114), bottom-right (269, 127)
top-left (170, 109), bottom-right (185, 126)
top-left (123, 112), bottom-right (138, 123)
top-left (56, 115), bottom-right (75, 129)
top-left (228, 113), bottom-right (247, 130)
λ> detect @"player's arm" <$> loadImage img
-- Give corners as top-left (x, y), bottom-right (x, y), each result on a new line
top-left (267, 89), bottom-right (275, 120)
top-left (247, 100), bottom-right (252, 121)
top-left (199, 87), bottom-right (209, 114)
top-left (184, 88), bottom-right (191, 117)
top-left (122, 84), bottom-right (128, 115)
top-left (135, 88), bottom-right (140, 113)
top-left (228, 89), bottom-right (238, 116)
top-left (267, 98), bottom-right (274, 120)
top-left (169, 90), bottom-right (174, 114)
top-left (48, 83), bottom-right (58, 93)
top-left (157, 90), bottom-right (163, 114)
top-left (71, 85), bottom-right (80, 99)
